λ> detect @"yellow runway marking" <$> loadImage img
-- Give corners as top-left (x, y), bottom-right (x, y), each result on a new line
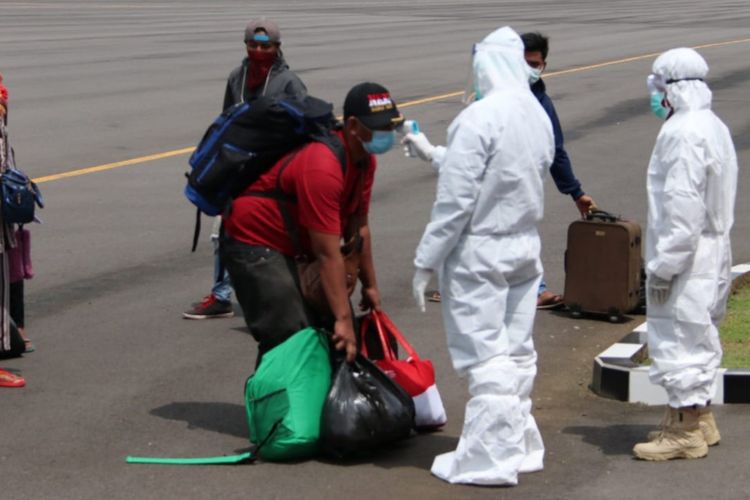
top-left (34, 37), bottom-right (750, 184)
top-left (33, 147), bottom-right (195, 184)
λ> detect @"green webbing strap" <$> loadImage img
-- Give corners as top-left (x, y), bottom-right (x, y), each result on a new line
top-left (125, 451), bottom-right (253, 465)
top-left (125, 419), bottom-right (282, 466)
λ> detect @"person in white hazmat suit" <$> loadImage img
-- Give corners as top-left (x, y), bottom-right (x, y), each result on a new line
top-left (406, 26), bottom-right (554, 485)
top-left (632, 48), bottom-right (738, 461)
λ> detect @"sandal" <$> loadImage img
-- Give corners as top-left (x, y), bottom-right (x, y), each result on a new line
top-left (427, 290), bottom-right (442, 303)
top-left (537, 291), bottom-right (565, 310)
top-left (0, 369), bottom-right (25, 388)
top-left (23, 339), bottom-right (35, 353)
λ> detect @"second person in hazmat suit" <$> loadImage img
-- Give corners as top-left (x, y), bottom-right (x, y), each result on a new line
top-left (633, 48), bottom-right (737, 461)
top-left (407, 27), bottom-right (554, 485)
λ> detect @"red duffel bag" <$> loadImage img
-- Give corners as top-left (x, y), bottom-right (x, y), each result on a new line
top-left (360, 310), bottom-right (447, 429)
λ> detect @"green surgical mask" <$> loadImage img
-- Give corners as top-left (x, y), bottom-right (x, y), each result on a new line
top-left (650, 92), bottom-right (670, 120)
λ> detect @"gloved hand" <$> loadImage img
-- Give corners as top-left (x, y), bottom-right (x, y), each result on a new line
top-left (402, 132), bottom-right (436, 162)
top-left (412, 267), bottom-right (434, 313)
top-left (648, 275), bottom-right (672, 305)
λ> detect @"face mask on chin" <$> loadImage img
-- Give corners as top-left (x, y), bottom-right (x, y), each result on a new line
top-left (362, 130), bottom-right (396, 155)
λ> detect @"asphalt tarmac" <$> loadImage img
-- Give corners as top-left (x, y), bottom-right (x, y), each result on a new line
top-left (1, 1), bottom-right (749, 499)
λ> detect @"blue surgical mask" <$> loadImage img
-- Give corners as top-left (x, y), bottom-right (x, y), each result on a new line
top-left (650, 92), bottom-right (670, 120)
top-left (363, 130), bottom-right (395, 155)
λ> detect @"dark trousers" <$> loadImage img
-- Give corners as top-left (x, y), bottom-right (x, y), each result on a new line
top-left (221, 238), bottom-right (327, 362)
top-left (9, 280), bottom-right (24, 329)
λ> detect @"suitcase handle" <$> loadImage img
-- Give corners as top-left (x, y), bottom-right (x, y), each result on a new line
top-left (585, 209), bottom-right (619, 223)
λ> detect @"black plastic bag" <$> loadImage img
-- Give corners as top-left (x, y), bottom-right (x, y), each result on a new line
top-left (320, 354), bottom-right (415, 458)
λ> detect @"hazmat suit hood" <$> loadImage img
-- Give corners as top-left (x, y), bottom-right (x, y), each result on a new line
top-left (466, 26), bottom-right (531, 102)
top-left (653, 48), bottom-right (712, 114)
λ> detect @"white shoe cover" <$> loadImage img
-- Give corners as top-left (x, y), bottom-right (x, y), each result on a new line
top-left (430, 357), bottom-right (531, 485)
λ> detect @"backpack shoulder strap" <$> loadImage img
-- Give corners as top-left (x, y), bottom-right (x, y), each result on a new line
top-left (236, 134), bottom-right (347, 261)
top-left (313, 131), bottom-right (346, 175)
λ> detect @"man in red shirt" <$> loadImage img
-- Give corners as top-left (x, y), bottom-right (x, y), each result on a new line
top-left (223, 82), bottom-right (403, 363)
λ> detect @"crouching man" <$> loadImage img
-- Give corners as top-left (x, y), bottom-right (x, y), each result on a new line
top-left (222, 82), bottom-right (404, 364)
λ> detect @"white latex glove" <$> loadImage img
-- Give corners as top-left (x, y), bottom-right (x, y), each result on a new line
top-left (412, 267), bottom-right (434, 313)
top-left (648, 275), bottom-right (672, 305)
top-left (402, 132), bottom-right (436, 162)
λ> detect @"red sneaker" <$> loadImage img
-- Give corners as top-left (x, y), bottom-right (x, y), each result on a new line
top-left (0, 369), bottom-right (25, 388)
top-left (182, 294), bottom-right (234, 320)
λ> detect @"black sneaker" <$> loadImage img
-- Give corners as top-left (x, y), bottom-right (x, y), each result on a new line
top-left (182, 294), bottom-right (234, 319)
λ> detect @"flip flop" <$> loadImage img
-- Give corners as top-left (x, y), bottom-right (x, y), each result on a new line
top-left (426, 291), bottom-right (442, 303)
top-left (537, 291), bottom-right (565, 310)
top-left (0, 369), bottom-right (25, 388)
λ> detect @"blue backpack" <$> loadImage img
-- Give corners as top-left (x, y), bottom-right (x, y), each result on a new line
top-left (1, 123), bottom-right (44, 226)
top-left (185, 95), bottom-right (343, 250)
top-left (1, 167), bottom-right (44, 225)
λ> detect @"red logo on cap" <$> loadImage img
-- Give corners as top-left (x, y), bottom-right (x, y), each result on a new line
top-left (367, 92), bottom-right (393, 112)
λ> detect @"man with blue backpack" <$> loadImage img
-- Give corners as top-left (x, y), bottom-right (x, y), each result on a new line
top-left (183, 17), bottom-right (308, 320)
top-left (221, 82), bottom-right (403, 364)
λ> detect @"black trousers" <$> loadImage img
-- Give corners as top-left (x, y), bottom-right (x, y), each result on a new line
top-left (221, 238), bottom-right (329, 362)
top-left (9, 280), bottom-right (23, 329)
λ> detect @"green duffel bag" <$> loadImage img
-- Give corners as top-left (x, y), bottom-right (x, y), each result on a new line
top-left (126, 327), bottom-right (331, 465)
top-left (246, 326), bottom-right (331, 461)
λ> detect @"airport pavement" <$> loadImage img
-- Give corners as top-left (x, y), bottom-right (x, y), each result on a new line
top-left (0, 1), bottom-right (748, 499)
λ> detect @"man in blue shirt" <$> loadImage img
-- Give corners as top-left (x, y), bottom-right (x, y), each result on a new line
top-left (521, 32), bottom-right (596, 309)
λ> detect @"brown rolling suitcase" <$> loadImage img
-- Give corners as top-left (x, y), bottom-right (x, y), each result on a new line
top-left (563, 210), bottom-right (642, 322)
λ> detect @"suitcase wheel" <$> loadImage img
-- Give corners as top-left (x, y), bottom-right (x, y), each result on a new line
top-left (607, 308), bottom-right (622, 323)
top-left (568, 304), bottom-right (583, 319)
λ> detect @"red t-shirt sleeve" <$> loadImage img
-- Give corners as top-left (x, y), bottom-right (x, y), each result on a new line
top-left (294, 145), bottom-right (344, 235)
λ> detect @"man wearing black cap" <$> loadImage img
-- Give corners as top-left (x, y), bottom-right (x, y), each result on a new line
top-left (184, 17), bottom-right (308, 320)
top-left (222, 82), bottom-right (403, 363)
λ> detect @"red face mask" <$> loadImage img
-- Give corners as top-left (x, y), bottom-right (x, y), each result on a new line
top-left (247, 50), bottom-right (277, 91)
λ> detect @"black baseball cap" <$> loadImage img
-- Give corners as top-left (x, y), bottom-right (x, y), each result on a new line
top-left (343, 82), bottom-right (404, 130)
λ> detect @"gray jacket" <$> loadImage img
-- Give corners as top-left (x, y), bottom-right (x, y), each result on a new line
top-left (222, 55), bottom-right (307, 111)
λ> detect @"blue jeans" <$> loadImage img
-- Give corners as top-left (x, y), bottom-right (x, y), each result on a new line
top-left (211, 236), bottom-right (232, 303)
top-left (537, 278), bottom-right (547, 297)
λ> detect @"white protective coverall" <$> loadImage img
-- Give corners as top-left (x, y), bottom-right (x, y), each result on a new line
top-left (414, 26), bottom-right (554, 485)
top-left (646, 48), bottom-right (738, 408)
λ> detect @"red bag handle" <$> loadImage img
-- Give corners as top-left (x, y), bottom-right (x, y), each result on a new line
top-left (359, 311), bottom-right (396, 360)
top-left (371, 310), bottom-right (420, 361)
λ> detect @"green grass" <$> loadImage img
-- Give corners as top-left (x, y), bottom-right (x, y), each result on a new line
top-left (637, 278), bottom-right (750, 369)
top-left (720, 282), bottom-right (750, 369)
